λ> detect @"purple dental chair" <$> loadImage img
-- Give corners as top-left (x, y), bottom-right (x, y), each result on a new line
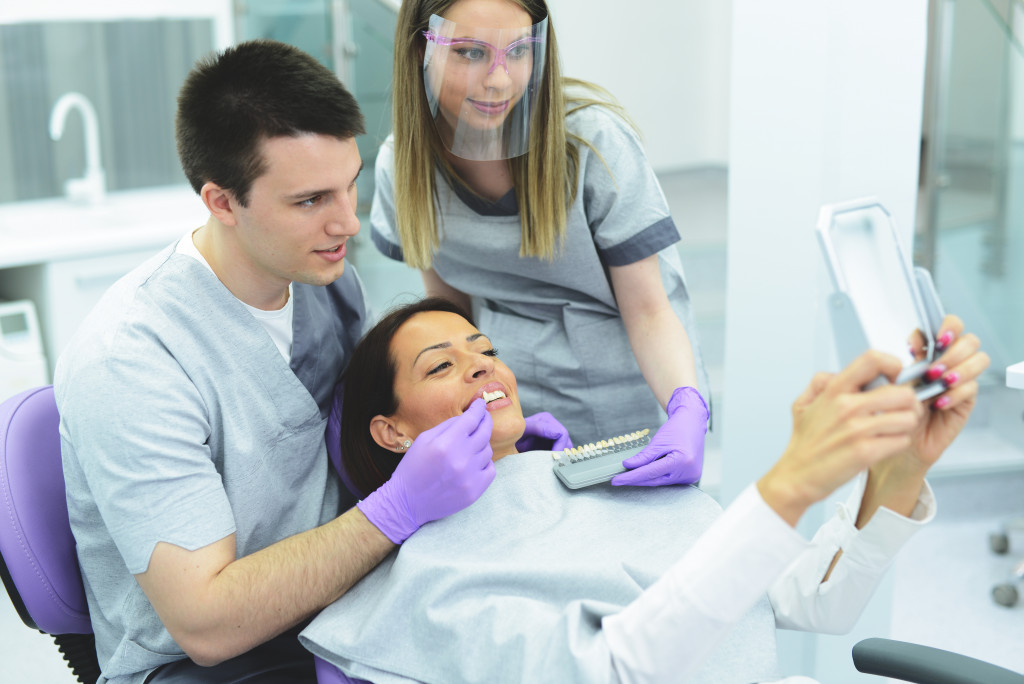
top-left (0, 385), bottom-right (355, 684)
top-left (0, 385), bottom-right (98, 683)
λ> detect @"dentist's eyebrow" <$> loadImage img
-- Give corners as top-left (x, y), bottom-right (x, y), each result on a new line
top-left (284, 162), bottom-right (364, 201)
top-left (413, 333), bottom-right (488, 366)
top-left (285, 188), bottom-right (332, 201)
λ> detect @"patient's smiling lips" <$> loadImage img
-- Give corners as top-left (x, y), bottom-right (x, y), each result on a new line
top-left (468, 381), bottom-right (513, 413)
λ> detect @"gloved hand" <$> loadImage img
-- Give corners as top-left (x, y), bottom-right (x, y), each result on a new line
top-left (516, 411), bottom-right (573, 453)
top-left (611, 386), bottom-right (708, 487)
top-left (358, 399), bottom-right (496, 543)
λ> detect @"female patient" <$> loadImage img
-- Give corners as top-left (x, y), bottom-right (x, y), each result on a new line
top-left (302, 298), bottom-right (988, 684)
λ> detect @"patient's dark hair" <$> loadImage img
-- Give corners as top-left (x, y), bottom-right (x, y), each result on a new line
top-left (341, 297), bottom-right (474, 497)
top-left (175, 39), bottom-right (365, 206)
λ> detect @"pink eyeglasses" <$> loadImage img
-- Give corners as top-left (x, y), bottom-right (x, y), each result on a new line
top-left (422, 30), bottom-right (543, 75)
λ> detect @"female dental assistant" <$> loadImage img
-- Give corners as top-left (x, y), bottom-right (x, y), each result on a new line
top-left (370, 0), bottom-right (710, 486)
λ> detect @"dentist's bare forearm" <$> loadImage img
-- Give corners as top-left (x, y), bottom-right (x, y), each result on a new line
top-left (136, 505), bottom-right (393, 666)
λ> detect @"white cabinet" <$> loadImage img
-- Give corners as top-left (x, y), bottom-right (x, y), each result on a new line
top-left (0, 248), bottom-right (163, 378)
top-left (0, 185), bottom-right (205, 380)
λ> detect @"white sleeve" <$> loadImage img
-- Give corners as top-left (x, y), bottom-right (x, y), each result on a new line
top-left (768, 473), bottom-right (936, 634)
top-left (603, 484), bottom-right (809, 684)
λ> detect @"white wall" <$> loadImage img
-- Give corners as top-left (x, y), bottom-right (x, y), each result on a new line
top-left (550, 0), bottom-right (731, 171)
top-left (725, 1), bottom-right (929, 681)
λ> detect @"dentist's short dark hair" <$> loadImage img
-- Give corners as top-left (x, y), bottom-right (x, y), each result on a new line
top-left (175, 39), bottom-right (365, 206)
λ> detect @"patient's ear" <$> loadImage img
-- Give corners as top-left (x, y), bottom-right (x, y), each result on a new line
top-left (369, 415), bottom-right (410, 454)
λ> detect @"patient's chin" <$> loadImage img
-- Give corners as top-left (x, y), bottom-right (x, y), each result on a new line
top-left (491, 441), bottom-right (521, 461)
top-left (490, 425), bottom-right (526, 462)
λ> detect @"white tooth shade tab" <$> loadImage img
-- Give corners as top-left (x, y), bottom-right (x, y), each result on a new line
top-left (482, 390), bottom-right (506, 403)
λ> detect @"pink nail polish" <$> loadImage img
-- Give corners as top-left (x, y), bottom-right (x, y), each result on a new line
top-left (936, 331), bottom-right (954, 350)
top-left (934, 395), bottom-right (951, 410)
top-left (925, 364), bottom-right (946, 382)
top-left (943, 371), bottom-right (959, 388)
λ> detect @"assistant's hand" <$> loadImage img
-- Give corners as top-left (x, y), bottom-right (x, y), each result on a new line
top-left (611, 386), bottom-right (708, 487)
top-left (516, 411), bottom-right (573, 453)
top-left (358, 399), bottom-right (496, 543)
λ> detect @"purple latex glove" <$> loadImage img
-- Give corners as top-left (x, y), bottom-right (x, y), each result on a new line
top-left (515, 411), bottom-right (574, 453)
top-left (358, 399), bottom-right (496, 543)
top-left (611, 386), bottom-right (709, 487)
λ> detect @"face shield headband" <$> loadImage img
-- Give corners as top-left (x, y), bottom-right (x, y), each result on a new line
top-left (422, 14), bottom-right (548, 161)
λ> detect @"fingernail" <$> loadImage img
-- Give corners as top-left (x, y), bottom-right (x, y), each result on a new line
top-left (942, 371), bottom-right (959, 388)
top-left (934, 395), bottom-right (951, 410)
top-left (925, 364), bottom-right (946, 382)
top-left (936, 331), bottom-right (954, 350)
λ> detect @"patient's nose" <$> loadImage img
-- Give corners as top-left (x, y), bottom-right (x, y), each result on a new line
top-left (466, 353), bottom-right (495, 380)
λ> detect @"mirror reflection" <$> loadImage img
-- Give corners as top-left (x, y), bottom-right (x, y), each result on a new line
top-left (823, 203), bottom-right (932, 368)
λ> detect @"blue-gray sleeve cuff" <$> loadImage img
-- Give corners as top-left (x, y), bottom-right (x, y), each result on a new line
top-left (371, 227), bottom-right (405, 262)
top-left (598, 216), bottom-right (680, 267)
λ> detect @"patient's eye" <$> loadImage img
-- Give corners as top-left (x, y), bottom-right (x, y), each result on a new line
top-left (483, 348), bottom-right (499, 357)
top-left (426, 360), bottom-right (452, 376)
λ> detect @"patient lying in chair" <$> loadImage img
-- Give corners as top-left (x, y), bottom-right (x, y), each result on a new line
top-left (300, 297), bottom-right (981, 684)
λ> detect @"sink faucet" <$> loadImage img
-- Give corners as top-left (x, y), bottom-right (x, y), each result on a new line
top-left (49, 92), bottom-right (107, 205)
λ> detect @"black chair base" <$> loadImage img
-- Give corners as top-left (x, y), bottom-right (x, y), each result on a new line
top-left (53, 632), bottom-right (102, 684)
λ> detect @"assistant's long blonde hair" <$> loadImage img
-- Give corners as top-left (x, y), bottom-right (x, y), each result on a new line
top-left (391, 0), bottom-right (629, 269)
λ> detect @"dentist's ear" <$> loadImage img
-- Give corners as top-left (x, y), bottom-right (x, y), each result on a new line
top-left (200, 181), bottom-right (238, 226)
top-left (370, 416), bottom-right (411, 454)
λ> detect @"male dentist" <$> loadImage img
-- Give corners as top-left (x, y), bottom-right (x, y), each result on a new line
top-left (55, 40), bottom-right (515, 683)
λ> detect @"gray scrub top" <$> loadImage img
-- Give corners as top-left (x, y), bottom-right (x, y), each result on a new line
top-left (54, 244), bottom-right (367, 683)
top-left (371, 104), bottom-right (710, 443)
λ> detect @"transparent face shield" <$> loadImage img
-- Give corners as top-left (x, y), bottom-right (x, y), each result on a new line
top-left (422, 14), bottom-right (548, 161)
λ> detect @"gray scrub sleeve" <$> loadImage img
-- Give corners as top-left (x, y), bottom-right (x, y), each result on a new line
top-left (576, 105), bottom-right (682, 267)
top-left (60, 346), bottom-right (235, 575)
top-left (370, 141), bottom-right (404, 262)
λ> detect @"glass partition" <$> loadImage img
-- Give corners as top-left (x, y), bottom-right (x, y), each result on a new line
top-left (920, 0), bottom-right (1024, 471)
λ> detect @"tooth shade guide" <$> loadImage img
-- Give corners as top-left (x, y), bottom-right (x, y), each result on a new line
top-left (555, 428), bottom-right (652, 464)
top-left (552, 427), bottom-right (655, 489)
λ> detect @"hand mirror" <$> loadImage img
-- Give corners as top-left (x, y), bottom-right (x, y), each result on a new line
top-left (816, 197), bottom-right (946, 400)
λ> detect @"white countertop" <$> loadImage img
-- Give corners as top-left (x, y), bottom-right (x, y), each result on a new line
top-left (0, 185), bottom-right (207, 269)
top-left (1008, 361), bottom-right (1024, 390)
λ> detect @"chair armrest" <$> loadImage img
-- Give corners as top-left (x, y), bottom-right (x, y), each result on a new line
top-left (852, 638), bottom-right (1024, 683)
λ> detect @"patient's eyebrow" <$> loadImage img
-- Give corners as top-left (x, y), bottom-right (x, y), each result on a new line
top-left (414, 342), bottom-right (451, 366)
top-left (413, 333), bottom-right (488, 366)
